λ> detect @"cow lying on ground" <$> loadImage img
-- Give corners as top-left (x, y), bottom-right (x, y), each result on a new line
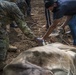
top-left (3, 43), bottom-right (76, 75)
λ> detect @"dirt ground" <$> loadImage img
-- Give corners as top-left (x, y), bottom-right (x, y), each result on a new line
top-left (0, 0), bottom-right (73, 74)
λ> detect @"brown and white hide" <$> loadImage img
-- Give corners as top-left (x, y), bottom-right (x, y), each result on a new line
top-left (4, 43), bottom-right (76, 75)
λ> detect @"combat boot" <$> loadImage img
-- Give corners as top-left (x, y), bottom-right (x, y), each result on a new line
top-left (8, 45), bottom-right (17, 52)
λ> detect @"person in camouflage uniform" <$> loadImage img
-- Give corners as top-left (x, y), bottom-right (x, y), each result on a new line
top-left (0, 0), bottom-right (37, 70)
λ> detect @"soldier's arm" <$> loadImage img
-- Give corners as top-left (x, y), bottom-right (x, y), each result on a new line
top-left (15, 18), bottom-right (36, 40)
top-left (11, 3), bottom-right (37, 40)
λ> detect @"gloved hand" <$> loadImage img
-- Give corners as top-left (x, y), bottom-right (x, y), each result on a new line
top-left (35, 38), bottom-right (46, 46)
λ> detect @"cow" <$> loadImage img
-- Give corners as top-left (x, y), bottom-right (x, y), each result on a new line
top-left (3, 43), bottom-right (76, 75)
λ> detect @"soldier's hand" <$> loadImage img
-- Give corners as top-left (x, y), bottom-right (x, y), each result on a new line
top-left (35, 37), bottom-right (46, 46)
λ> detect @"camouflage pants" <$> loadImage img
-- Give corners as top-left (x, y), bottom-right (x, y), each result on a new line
top-left (0, 28), bottom-right (9, 61)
